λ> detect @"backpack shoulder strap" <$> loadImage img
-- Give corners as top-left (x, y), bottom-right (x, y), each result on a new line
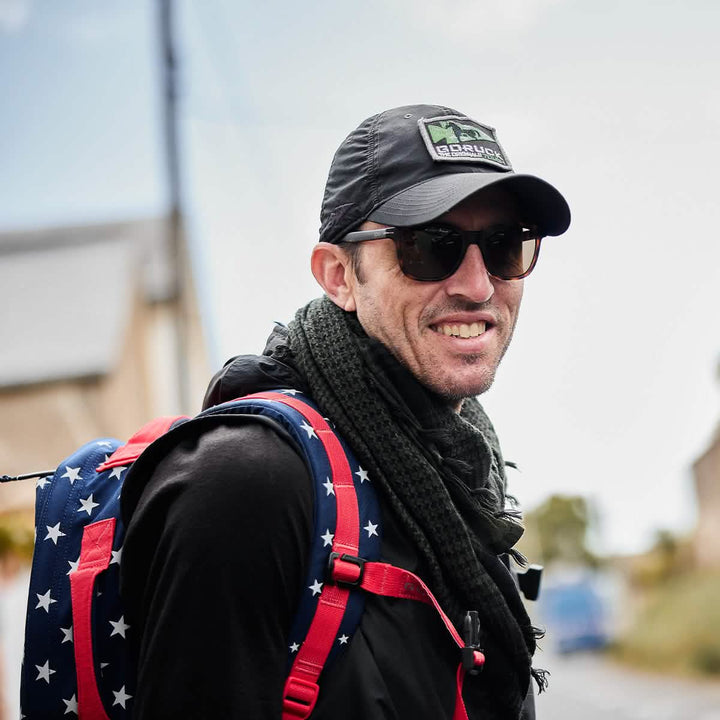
top-left (200, 390), bottom-right (381, 720)
top-left (96, 416), bottom-right (188, 472)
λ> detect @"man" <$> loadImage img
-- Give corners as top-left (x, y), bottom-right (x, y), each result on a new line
top-left (121, 104), bottom-right (570, 719)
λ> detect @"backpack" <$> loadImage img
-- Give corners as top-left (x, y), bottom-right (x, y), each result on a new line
top-left (17, 390), bottom-right (381, 720)
top-left (16, 389), bottom-right (506, 720)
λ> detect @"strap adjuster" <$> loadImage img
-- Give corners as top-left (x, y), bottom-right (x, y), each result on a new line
top-left (461, 647), bottom-right (486, 674)
top-left (461, 610), bottom-right (485, 675)
top-left (283, 676), bottom-right (319, 719)
top-left (327, 552), bottom-right (366, 588)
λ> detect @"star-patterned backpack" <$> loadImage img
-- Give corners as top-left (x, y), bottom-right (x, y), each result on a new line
top-left (19, 389), bottom-right (489, 720)
top-left (18, 390), bottom-right (383, 720)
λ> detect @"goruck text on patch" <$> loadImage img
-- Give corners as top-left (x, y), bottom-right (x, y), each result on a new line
top-left (418, 115), bottom-right (511, 170)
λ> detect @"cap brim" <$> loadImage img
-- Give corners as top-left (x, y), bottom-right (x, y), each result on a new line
top-left (367, 172), bottom-right (570, 236)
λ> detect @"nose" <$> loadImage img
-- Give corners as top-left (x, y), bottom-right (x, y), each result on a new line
top-left (443, 243), bottom-right (494, 303)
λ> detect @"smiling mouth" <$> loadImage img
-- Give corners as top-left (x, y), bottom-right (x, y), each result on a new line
top-left (431, 321), bottom-right (488, 338)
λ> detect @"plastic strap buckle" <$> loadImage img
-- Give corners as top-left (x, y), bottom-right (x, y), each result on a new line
top-left (461, 610), bottom-right (485, 676)
top-left (327, 552), bottom-right (366, 588)
top-left (282, 676), bottom-right (320, 719)
top-left (461, 647), bottom-right (486, 675)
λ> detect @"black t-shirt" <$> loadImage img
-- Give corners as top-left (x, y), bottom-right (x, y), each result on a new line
top-left (121, 419), bottom-right (535, 719)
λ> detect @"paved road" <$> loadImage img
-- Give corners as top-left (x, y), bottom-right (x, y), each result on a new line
top-left (535, 651), bottom-right (720, 720)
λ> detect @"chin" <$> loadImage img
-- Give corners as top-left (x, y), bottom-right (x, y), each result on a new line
top-left (424, 368), bottom-right (497, 404)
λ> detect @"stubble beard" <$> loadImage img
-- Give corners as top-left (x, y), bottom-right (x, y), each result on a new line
top-left (415, 302), bottom-right (518, 405)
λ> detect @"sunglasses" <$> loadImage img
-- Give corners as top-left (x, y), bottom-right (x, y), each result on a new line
top-left (340, 223), bottom-right (542, 281)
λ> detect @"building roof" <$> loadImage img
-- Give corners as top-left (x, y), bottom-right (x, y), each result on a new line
top-left (0, 217), bottom-right (173, 388)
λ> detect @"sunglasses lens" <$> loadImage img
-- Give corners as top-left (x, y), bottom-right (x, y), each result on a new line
top-left (395, 227), bottom-right (463, 281)
top-left (395, 225), bottom-right (539, 281)
top-left (482, 228), bottom-right (538, 279)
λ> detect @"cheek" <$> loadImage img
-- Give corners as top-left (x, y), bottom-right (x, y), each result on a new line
top-left (355, 279), bottom-right (420, 348)
top-left (499, 280), bottom-right (524, 319)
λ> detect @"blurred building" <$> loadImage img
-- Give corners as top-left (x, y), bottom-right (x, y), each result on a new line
top-left (0, 216), bottom-right (209, 514)
top-left (693, 424), bottom-right (720, 569)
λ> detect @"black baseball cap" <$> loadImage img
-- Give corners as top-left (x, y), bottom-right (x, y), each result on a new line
top-left (319, 104), bottom-right (570, 244)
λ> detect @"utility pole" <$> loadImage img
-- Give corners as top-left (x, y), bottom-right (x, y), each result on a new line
top-left (158, 0), bottom-right (190, 413)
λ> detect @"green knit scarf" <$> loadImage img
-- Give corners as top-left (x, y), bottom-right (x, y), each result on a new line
top-left (287, 296), bottom-right (542, 718)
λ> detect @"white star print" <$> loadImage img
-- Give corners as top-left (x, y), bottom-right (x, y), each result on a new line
top-left (77, 494), bottom-right (99, 516)
top-left (364, 520), bottom-right (379, 538)
top-left (35, 589), bottom-right (57, 613)
top-left (355, 467), bottom-right (370, 483)
top-left (338, 634), bottom-right (349, 645)
top-left (63, 694), bottom-right (78, 714)
top-left (44, 523), bottom-right (66, 545)
top-left (322, 477), bottom-right (335, 496)
top-left (97, 441), bottom-right (114, 449)
top-left (61, 466), bottom-right (82, 485)
top-left (36, 475), bottom-right (52, 490)
top-left (109, 616), bottom-right (130, 638)
top-left (321, 529), bottom-right (334, 547)
top-left (110, 547), bottom-right (123, 565)
top-left (67, 558), bottom-right (80, 575)
top-left (108, 466), bottom-right (126, 480)
top-left (289, 642), bottom-right (300, 653)
top-left (299, 421), bottom-right (317, 440)
top-left (112, 686), bottom-right (132, 709)
top-left (308, 579), bottom-right (323, 596)
top-left (281, 389), bottom-right (298, 395)
top-left (60, 626), bottom-right (73, 644)
top-left (35, 660), bottom-right (55, 683)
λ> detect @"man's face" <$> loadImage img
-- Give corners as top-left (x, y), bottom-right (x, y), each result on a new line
top-left (345, 187), bottom-right (526, 404)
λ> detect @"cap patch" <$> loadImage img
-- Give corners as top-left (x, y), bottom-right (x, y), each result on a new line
top-left (418, 115), bottom-right (511, 170)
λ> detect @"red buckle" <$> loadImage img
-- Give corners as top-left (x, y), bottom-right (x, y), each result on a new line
top-left (327, 552), bottom-right (366, 588)
top-left (282, 676), bottom-right (319, 719)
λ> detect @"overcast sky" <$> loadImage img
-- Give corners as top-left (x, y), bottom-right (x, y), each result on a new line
top-left (1, 0), bottom-right (719, 555)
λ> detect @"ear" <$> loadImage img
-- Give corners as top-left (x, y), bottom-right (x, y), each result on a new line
top-left (311, 243), bottom-right (357, 312)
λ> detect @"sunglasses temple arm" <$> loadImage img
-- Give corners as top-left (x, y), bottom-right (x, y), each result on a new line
top-left (342, 228), bottom-right (394, 244)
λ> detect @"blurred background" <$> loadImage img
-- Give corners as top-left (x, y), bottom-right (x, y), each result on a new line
top-left (1, 0), bottom-right (720, 717)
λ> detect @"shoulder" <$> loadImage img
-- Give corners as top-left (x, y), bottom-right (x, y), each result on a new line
top-left (122, 415), bottom-right (312, 526)
top-left (120, 418), bottom-right (315, 622)
top-left (126, 418), bottom-right (314, 535)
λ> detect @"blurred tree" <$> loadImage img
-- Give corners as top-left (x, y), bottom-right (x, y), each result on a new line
top-left (519, 494), bottom-right (599, 567)
top-left (0, 511), bottom-right (35, 568)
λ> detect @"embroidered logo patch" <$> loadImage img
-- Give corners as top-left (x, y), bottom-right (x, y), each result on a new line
top-left (418, 115), bottom-right (511, 170)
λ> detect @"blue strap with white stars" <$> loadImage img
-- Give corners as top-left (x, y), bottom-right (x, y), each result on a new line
top-left (200, 390), bottom-right (382, 670)
top-left (20, 389), bottom-right (380, 718)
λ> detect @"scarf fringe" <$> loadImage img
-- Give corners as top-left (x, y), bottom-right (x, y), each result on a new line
top-left (531, 667), bottom-right (550, 693)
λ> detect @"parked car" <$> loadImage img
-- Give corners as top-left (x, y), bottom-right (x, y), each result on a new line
top-left (539, 570), bottom-right (610, 653)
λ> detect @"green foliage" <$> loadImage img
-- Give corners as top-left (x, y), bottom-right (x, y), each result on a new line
top-left (519, 494), bottom-right (598, 567)
top-left (613, 571), bottom-right (720, 677)
top-left (628, 529), bottom-right (692, 589)
top-left (0, 511), bottom-right (35, 565)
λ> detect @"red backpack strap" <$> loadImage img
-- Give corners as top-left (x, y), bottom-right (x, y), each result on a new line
top-left (330, 558), bottom-right (485, 720)
top-left (245, 393), bottom-right (361, 720)
top-left (69, 519), bottom-right (116, 720)
top-left (95, 416), bottom-right (188, 472)
top-left (248, 393), bottom-right (482, 720)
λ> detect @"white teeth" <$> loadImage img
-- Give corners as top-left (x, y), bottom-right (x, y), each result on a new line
top-left (436, 322), bottom-right (486, 338)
